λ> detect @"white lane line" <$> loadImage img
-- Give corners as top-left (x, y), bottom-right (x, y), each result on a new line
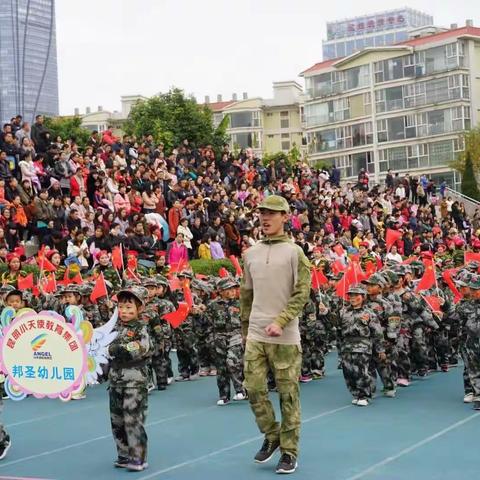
top-left (0, 406), bottom-right (217, 468)
top-left (7, 404), bottom-right (98, 428)
top-left (137, 405), bottom-right (352, 480)
top-left (343, 412), bottom-right (480, 480)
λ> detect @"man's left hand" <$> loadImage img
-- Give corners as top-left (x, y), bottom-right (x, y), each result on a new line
top-left (265, 323), bottom-right (283, 337)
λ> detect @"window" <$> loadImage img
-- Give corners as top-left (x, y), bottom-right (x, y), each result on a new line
top-left (448, 75), bottom-right (461, 100)
top-left (428, 110), bottom-right (446, 135)
top-left (374, 61), bottom-right (384, 83)
top-left (252, 111), bottom-right (261, 127)
top-left (453, 136), bottom-right (465, 152)
top-left (377, 119), bottom-right (387, 142)
top-left (379, 149), bottom-right (388, 172)
top-left (385, 86), bottom-right (403, 111)
top-left (416, 112), bottom-right (428, 137)
top-left (387, 116), bottom-right (405, 142)
top-left (405, 114), bottom-right (416, 138)
top-left (334, 97), bottom-right (350, 121)
top-left (281, 141), bottom-right (290, 151)
top-left (336, 125), bottom-right (352, 149)
top-left (232, 132), bottom-right (252, 148)
top-left (230, 112), bottom-right (253, 128)
top-left (280, 112), bottom-right (289, 129)
top-left (281, 133), bottom-right (290, 138)
top-left (389, 147), bottom-right (408, 171)
top-left (364, 92), bottom-right (371, 106)
top-left (266, 113), bottom-right (273, 117)
top-left (430, 140), bottom-right (453, 166)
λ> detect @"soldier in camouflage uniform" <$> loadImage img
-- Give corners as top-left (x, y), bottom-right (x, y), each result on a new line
top-left (108, 286), bottom-right (151, 472)
top-left (453, 271), bottom-right (476, 403)
top-left (152, 275), bottom-right (176, 389)
top-left (363, 274), bottom-right (398, 397)
top-left (174, 271), bottom-right (199, 381)
top-left (79, 283), bottom-right (103, 328)
top-left (211, 278), bottom-right (246, 405)
top-left (455, 275), bottom-right (480, 410)
top-left (339, 284), bottom-right (385, 406)
top-left (192, 279), bottom-right (216, 376)
top-left (299, 288), bottom-right (328, 382)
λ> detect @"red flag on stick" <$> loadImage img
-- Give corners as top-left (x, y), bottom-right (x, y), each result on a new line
top-left (311, 268), bottom-right (328, 289)
top-left (332, 260), bottom-right (346, 275)
top-left (42, 273), bottom-right (57, 294)
top-left (365, 261), bottom-right (377, 278)
top-left (38, 256), bottom-right (56, 273)
top-left (229, 255), bottom-right (243, 277)
top-left (442, 268), bottom-right (462, 303)
top-left (402, 256), bottom-right (419, 265)
top-left (169, 257), bottom-right (188, 275)
top-left (422, 295), bottom-right (442, 314)
top-left (17, 273), bottom-right (34, 290)
top-left (90, 273), bottom-right (108, 302)
top-left (386, 229), bottom-right (402, 252)
top-left (183, 282), bottom-right (193, 308)
top-left (333, 244), bottom-right (345, 257)
top-left (111, 245), bottom-right (124, 270)
top-left (415, 259), bottom-right (436, 292)
top-left (218, 267), bottom-right (229, 278)
top-left (163, 302), bottom-right (189, 328)
top-left (465, 251), bottom-right (480, 267)
top-left (168, 277), bottom-right (181, 291)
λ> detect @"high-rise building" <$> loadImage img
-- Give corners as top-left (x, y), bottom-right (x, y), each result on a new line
top-left (323, 8), bottom-right (433, 60)
top-left (301, 22), bottom-right (480, 190)
top-left (0, 0), bottom-right (59, 123)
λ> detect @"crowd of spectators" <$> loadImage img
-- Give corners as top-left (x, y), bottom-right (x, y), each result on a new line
top-left (0, 113), bottom-right (479, 276)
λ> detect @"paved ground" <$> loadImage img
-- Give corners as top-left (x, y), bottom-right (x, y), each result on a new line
top-left (1, 353), bottom-right (478, 480)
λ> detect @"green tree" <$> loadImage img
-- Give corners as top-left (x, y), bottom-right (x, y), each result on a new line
top-left (44, 116), bottom-right (91, 148)
top-left (124, 88), bottom-right (228, 152)
top-left (461, 152), bottom-right (480, 200)
top-left (450, 128), bottom-right (480, 172)
top-left (262, 151), bottom-right (291, 170)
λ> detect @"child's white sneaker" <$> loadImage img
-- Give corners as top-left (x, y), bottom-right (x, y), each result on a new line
top-left (464, 393), bottom-right (474, 403)
top-left (356, 399), bottom-right (369, 407)
top-left (233, 392), bottom-right (246, 401)
top-left (217, 398), bottom-right (230, 406)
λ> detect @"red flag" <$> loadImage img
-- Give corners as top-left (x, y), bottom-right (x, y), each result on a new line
top-left (169, 257), bottom-right (188, 275)
top-left (38, 256), bottom-right (56, 272)
top-left (415, 259), bottom-right (436, 292)
top-left (218, 267), bottom-right (229, 278)
top-left (401, 256), bottom-right (419, 265)
top-left (311, 268), bottom-right (328, 289)
top-left (335, 260), bottom-right (365, 299)
top-left (365, 261), bottom-right (376, 278)
top-left (90, 273), bottom-right (108, 302)
top-left (183, 282), bottom-right (193, 308)
top-left (386, 229), bottom-right (402, 252)
top-left (42, 273), bottom-right (56, 294)
top-left (229, 255), bottom-right (243, 277)
top-left (111, 245), bottom-right (124, 270)
top-left (465, 251), bottom-right (480, 266)
top-left (168, 277), bottom-right (181, 291)
top-left (422, 295), bottom-right (442, 314)
top-left (71, 272), bottom-right (83, 285)
top-left (332, 260), bottom-right (346, 275)
top-left (17, 273), bottom-right (34, 290)
top-left (333, 244), bottom-right (345, 257)
top-left (195, 274), bottom-right (208, 280)
top-left (163, 302), bottom-right (189, 328)
top-left (442, 268), bottom-right (462, 303)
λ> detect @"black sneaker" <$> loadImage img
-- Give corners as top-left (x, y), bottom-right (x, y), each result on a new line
top-left (0, 437), bottom-right (11, 461)
top-left (473, 401), bottom-right (480, 410)
top-left (254, 438), bottom-right (280, 463)
top-left (276, 453), bottom-right (298, 474)
top-left (114, 456), bottom-right (129, 468)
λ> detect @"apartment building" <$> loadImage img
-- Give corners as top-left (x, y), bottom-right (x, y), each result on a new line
top-left (205, 81), bottom-right (304, 156)
top-left (301, 23), bottom-right (480, 189)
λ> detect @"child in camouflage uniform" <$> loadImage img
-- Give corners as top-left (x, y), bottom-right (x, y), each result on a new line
top-left (339, 284), bottom-right (385, 406)
top-left (108, 286), bottom-right (151, 472)
top-left (211, 277), bottom-right (246, 405)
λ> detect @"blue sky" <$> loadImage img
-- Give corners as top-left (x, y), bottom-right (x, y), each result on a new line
top-left (56, 0), bottom-right (480, 114)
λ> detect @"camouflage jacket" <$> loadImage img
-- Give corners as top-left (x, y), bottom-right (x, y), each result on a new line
top-left (365, 295), bottom-right (400, 341)
top-left (211, 297), bottom-right (243, 348)
top-left (339, 305), bottom-right (384, 354)
top-left (455, 298), bottom-right (480, 348)
top-left (397, 288), bottom-right (439, 331)
top-left (108, 320), bottom-right (151, 388)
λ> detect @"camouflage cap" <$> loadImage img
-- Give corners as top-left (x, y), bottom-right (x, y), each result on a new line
top-left (466, 261), bottom-right (480, 272)
top-left (362, 273), bottom-right (385, 286)
top-left (191, 278), bottom-right (213, 294)
top-left (142, 277), bottom-right (158, 287)
top-left (383, 270), bottom-right (399, 286)
top-left (117, 285), bottom-right (148, 305)
top-left (258, 195), bottom-right (290, 213)
top-left (5, 289), bottom-right (23, 299)
top-left (410, 261), bottom-right (425, 276)
top-left (62, 284), bottom-right (81, 295)
top-left (177, 270), bottom-right (193, 280)
top-left (217, 278), bottom-right (240, 291)
top-left (327, 271), bottom-right (343, 281)
top-left (347, 284), bottom-right (367, 296)
top-left (154, 275), bottom-right (169, 288)
top-left (78, 283), bottom-right (94, 296)
top-left (456, 270), bottom-right (473, 287)
top-left (0, 284), bottom-right (15, 294)
top-left (467, 275), bottom-right (480, 290)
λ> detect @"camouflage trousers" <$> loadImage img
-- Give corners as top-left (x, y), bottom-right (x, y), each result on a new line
top-left (460, 346), bottom-right (473, 395)
top-left (243, 341), bottom-right (302, 457)
top-left (426, 328), bottom-right (449, 369)
top-left (448, 320), bottom-right (461, 364)
top-left (215, 343), bottom-right (245, 399)
top-left (369, 345), bottom-right (396, 393)
top-left (342, 352), bottom-right (371, 399)
top-left (463, 345), bottom-right (480, 400)
top-left (197, 330), bottom-right (216, 369)
top-left (410, 326), bottom-right (429, 373)
top-left (175, 327), bottom-right (199, 378)
top-left (0, 397), bottom-right (8, 448)
top-left (300, 328), bottom-right (326, 375)
top-left (394, 332), bottom-right (411, 379)
top-left (109, 387), bottom-right (148, 462)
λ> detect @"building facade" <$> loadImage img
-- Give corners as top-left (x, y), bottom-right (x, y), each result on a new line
top-left (302, 24), bottom-right (480, 190)
top-left (206, 81), bottom-right (304, 156)
top-left (0, 0), bottom-right (59, 123)
top-left (323, 8), bottom-right (433, 61)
